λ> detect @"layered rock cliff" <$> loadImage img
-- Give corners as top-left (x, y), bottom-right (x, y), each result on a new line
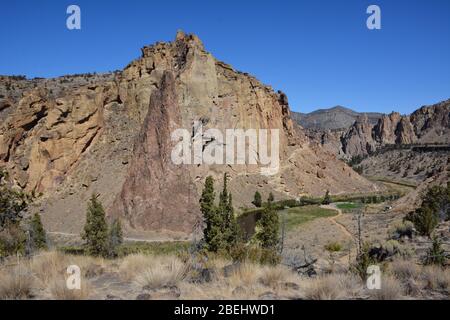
top-left (309, 100), bottom-right (450, 160)
top-left (0, 31), bottom-right (379, 235)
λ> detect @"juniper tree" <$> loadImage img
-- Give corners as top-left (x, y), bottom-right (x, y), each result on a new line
top-left (30, 213), bottom-right (47, 250)
top-left (424, 236), bottom-right (446, 266)
top-left (82, 194), bottom-right (109, 257)
top-left (108, 218), bottom-right (123, 257)
top-left (257, 195), bottom-right (279, 249)
top-left (252, 191), bottom-right (262, 208)
top-left (409, 185), bottom-right (449, 237)
top-left (412, 205), bottom-right (438, 238)
top-left (200, 176), bottom-right (223, 252)
top-left (218, 174), bottom-right (238, 250)
top-left (322, 190), bottom-right (331, 205)
top-left (0, 176), bottom-right (28, 230)
top-left (268, 192), bottom-right (274, 204)
top-left (0, 169), bottom-right (29, 257)
top-left (224, 193), bottom-right (238, 248)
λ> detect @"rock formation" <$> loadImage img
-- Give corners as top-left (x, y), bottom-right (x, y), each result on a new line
top-left (0, 31), bottom-right (379, 235)
top-left (304, 100), bottom-right (450, 160)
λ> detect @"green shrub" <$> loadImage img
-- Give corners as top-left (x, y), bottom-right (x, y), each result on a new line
top-left (324, 241), bottom-right (342, 252)
top-left (351, 242), bottom-right (377, 280)
top-left (0, 224), bottom-right (26, 258)
top-left (252, 191), bottom-right (262, 208)
top-left (424, 237), bottom-right (447, 266)
top-left (388, 221), bottom-right (414, 239)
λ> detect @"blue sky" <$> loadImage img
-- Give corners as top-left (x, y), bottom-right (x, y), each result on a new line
top-left (1, 0), bottom-right (449, 114)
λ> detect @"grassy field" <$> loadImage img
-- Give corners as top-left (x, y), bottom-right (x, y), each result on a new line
top-left (336, 202), bottom-right (364, 212)
top-left (279, 205), bottom-right (337, 230)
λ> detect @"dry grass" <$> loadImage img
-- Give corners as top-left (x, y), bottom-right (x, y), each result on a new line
top-left (49, 278), bottom-right (91, 300)
top-left (135, 256), bottom-right (188, 289)
top-left (0, 266), bottom-right (34, 300)
top-left (259, 265), bottom-right (293, 289)
top-left (29, 251), bottom-right (106, 287)
top-left (389, 259), bottom-right (420, 281)
top-left (303, 274), bottom-right (363, 300)
top-left (369, 275), bottom-right (403, 300)
top-left (119, 254), bottom-right (155, 281)
top-left (227, 263), bottom-right (262, 288)
top-left (1, 250), bottom-right (447, 300)
top-left (29, 251), bottom-right (69, 286)
top-left (421, 265), bottom-right (450, 292)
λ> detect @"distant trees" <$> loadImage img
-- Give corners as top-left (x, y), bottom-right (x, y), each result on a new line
top-left (200, 174), bottom-right (238, 253)
top-left (252, 191), bottom-right (262, 208)
top-left (322, 190), bottom-right (331, 205)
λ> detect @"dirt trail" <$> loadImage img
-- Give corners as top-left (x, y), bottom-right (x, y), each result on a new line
top-left (320, 204), bottom-right (355, 240)
top-left (320, 204), bottom-right (358, 265)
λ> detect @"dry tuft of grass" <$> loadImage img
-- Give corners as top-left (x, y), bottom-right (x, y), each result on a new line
top-left (259, 265), bottom-right (292, 289)
top-left (227, 263), bottom-right (262, 288)
top-left (369, 275), bottom-right (403, 300)
top-left (49, 278), bottom-right (91, 300)
top-left (389, 259), bottom-right (420, 281)
top-left (29, 251), bottom-right (69, 286)
top-left (0, 267), bottom-right (34, 300)
top-left (135, 256), bottom-right (188, 289)
top-left (119, 254), bottom-right (155, 281)
top-left (303, 274), bottom-right (363, 300)
top-left (421, 265), bottom-right (450, 292)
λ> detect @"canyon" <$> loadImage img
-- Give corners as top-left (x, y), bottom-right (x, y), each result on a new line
top-left (0, 31), bottom-right (379, 236)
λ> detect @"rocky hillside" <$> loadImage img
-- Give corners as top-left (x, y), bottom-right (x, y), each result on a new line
top-left (0, 31), bottom-right (379, 236)
top-left (292, 106), bottom-right (382, 130)
top-left (308, 100), bottom-right (450, 160)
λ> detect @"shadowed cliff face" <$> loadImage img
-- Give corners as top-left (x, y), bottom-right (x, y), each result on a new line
top-left (0, 31), bottom-right (379, 234)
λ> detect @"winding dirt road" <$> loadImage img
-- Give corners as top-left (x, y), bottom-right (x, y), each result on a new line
top-left (320, 204), bottom-right (358, 265)
top-left (320, 204), bottom-right (355, 240)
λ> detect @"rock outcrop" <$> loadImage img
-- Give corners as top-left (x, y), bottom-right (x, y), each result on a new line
top-left (308, 100), bottom-right (450, 160)
top-left (0, 31), bottom-right (379, 235)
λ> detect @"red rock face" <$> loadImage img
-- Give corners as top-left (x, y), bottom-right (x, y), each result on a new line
top-left (111, 72), bottom-right (200, 232)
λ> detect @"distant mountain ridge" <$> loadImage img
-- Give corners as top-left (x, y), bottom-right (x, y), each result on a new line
top-left (292, 106), bottom-right (383, 130)
top-left (300, 99), bottom-right (450, 160)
